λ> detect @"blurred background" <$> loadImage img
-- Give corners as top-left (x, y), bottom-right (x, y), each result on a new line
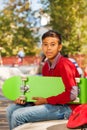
top-left (0, 0), bottom-right (87, 83)
top-left (0, 0), bottom-right (87, 57)
top-left (0, 1), bottom-right (87, 129)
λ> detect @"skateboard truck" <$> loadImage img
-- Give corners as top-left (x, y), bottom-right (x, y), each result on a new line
top-left (20, 85), bottom-right (29, 93)
top-left (20, 76), bottom-right (30, 100)
top-left (21, 76), bottom-right (30, 92)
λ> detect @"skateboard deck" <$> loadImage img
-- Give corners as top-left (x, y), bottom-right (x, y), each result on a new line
top-left (2, 76), bottom-right (65, 102)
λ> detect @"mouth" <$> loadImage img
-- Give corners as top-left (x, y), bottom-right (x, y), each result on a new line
top-left (46, 52), bottom-right (52, 57)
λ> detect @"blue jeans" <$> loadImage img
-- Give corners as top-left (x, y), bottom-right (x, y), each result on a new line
top-left (6, 103), bottom-right (72, 130)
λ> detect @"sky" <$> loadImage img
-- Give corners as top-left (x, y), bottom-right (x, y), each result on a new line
top-left (0, 1), bottom-right (4, 10)
top-left (0, 0), bottom-right (8, 10)
top-left (0, 0), bottom-right (42, 11)
top-left (29, 0), bottom-right (42, 11)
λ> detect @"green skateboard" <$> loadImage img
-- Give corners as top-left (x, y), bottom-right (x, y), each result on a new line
top-left (2, 76), bottom-right (65, 102)
top-left (2, 76), bottom-right (87, 104)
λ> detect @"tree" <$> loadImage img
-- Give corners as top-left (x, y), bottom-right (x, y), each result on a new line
top-left (0, 0), bottom-right (39, 56)
top-left (42, 0), bottom-right (87, 55)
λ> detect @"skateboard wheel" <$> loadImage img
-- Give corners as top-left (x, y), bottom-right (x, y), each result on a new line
top-left (75, 78), bottom-right (80, 83)
top-left (20, 95), bottom-right (26, 101)
top-left (21, 76), bottom-right (28, 81)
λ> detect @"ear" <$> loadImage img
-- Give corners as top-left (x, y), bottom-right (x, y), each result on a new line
top-left (58, 44), bottom-right (62, 51)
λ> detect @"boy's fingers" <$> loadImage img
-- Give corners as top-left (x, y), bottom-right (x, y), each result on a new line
top-left (15, 98), bottom-right (26, 104)
top-left (32, 97), bottom-right (39, 100)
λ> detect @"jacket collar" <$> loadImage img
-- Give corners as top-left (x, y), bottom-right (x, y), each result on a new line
top-left (47, 53), bottom-right (62, 69)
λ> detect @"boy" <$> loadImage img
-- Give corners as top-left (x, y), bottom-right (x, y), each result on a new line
top-left (6, 30), bottom-right (80, 130)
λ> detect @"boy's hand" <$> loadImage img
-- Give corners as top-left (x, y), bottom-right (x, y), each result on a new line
top-left (14, 98), bottom-right (26, 105)
top-left (32, 97), bottom-right (47, 105)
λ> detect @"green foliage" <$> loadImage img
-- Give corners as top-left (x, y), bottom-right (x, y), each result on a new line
top-left (0, 0), bottom-right (39, 56)
top-left (46, 0), bottom-right (87, 55)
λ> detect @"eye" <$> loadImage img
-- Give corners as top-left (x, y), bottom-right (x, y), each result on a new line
top-left (42, 43), bottom-right (48, 46)
top-left (51, 43), bottom-right (55, 46)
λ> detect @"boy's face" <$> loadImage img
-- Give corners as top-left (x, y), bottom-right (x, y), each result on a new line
top-left (42, 37), bottom-right (62, 62)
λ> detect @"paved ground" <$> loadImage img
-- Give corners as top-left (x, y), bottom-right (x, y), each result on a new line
top-left (0, 96), bottom-right (12, 130)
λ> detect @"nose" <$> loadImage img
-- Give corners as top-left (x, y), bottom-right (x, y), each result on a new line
top-left (47, 45), bottom-right (51, 49)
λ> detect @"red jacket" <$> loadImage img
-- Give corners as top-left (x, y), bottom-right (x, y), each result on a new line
top-left (42, 54), bottom-right (80, 110)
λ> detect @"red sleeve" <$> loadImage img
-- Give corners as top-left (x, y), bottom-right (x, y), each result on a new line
top-left (46, 60), bottom-right (80, 105)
